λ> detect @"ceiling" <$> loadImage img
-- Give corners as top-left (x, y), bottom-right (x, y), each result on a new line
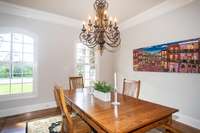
top-left (0, 0), bottom-right (165, 22)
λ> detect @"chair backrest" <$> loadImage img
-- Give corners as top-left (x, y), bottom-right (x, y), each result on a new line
top-left (54, 85), bottom-right (62, 110)
top-left (69, 76), bottom-right (84, 90)
top-left (122, 78), bottom-right (141, 99)
top-left (55, 86), bottom-right (74, 133)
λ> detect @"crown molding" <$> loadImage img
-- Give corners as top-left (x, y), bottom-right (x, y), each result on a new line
top-left (0, 1), bottom-right (82, 28)
top-left (120, 0), bottom-right (195, 31)
top-left (0, 1), bottom-right (195, 31)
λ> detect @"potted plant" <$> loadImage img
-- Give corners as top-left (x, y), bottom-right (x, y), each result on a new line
top-left (93, 81), bottom-right (113, 102)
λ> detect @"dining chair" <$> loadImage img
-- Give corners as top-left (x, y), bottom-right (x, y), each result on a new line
top-left (69, 76), bottom-right (84, 90)
top-left (57, 86), bottom-right (92, 133)
top-left (122, 78), bottom-right (141, 99)
top-left (54, 85), bottom-right (62, 112)
top-left (54, 85), bottom-right (74, 113)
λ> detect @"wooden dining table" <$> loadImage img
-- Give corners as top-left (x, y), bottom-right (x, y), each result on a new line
top-left (64, 88), bottom-right (178, 133)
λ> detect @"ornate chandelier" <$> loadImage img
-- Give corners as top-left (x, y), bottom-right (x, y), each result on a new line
top-left (79, 0), bottom-right (121, 55)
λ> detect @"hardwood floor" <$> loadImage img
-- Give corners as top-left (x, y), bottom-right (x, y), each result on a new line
top-left (0, 108), bottom-right (60, 133)
top-left (0, 107), bottom-right (199, 133)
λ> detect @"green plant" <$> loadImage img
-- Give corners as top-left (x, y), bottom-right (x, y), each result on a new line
top-left (94, 81), bottom-right (113, 93)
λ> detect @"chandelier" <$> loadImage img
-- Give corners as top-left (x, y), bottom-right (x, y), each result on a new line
top-left (79, 0), bottom-right (121, 55)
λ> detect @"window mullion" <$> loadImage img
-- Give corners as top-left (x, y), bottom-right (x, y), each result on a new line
top-left (22, 35), bottom-right (24, 93)
top-left (9, 33), bottom-right (13, 94)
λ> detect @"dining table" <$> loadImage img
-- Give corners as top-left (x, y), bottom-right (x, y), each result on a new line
top-left (64, 88), bottom-right (178, 133)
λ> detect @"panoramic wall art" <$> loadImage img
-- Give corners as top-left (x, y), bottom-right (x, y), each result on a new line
top-left (133, 38), bottom-right (200, 73)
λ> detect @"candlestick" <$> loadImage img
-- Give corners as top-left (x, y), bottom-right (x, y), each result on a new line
top-left (112, 90), bottom-right (120, 106)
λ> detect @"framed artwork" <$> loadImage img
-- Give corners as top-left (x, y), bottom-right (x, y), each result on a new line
top-left (133, 38), bottom-right (200, 73)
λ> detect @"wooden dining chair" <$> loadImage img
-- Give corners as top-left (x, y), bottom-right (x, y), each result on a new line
top-left (122, 78), bottom-right (141, 99)
top-left (54, 85), bottom-right (62, 112)
top-left (69, 76), bottom-right (84, 90)
top-left (57, 86), bottom-right (92, 133)
top-left (54, 85), bottom-right (74, 114)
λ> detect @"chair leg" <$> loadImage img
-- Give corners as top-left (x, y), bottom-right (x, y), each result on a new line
top-left (61, 123), bottom-right (64, 133)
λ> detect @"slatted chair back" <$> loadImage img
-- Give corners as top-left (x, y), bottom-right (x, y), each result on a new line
top-left (56, 86), bottom-right (74, 133)
top-left (69, 76), bottom-right (84, 90)
top-left (122, 79), bottom-right (141, 99)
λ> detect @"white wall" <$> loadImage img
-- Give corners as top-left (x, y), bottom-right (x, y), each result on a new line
top-left (115, 1), bottom-right (200, 129)
top-left (0, 12), bottom-right (79, 110)
top-left (96, 51), bottom-right (115, 85)
top-left (0, 12), bottom-right (114, 115)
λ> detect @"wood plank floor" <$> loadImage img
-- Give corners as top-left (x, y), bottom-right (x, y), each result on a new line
top-left (0, 107), bottom-right (199, 133)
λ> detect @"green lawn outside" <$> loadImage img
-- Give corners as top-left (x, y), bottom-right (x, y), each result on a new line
top-left (0, 83), bottom-right (32, 95)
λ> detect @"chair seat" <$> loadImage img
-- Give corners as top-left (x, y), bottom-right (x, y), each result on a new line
top-left (72, 116), bottom-right (92, 133)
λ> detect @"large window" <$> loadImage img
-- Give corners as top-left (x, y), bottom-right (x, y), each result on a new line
top-left (0, 33), bottom-right (34, 95)
top-left (76, 43), bottom-right (96, 87)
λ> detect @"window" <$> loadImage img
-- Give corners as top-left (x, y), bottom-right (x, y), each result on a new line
top-left (0, 33), bottom-right (34, 95)
top-left (75, 43), bottom-right (96, 87)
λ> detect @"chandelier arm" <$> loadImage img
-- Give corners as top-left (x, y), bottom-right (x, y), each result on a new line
top-left (104, 31), bottom-right (121, 47)
top-left (105, 37), bottom-right (121, 47)
top-left (82, 32), bottom-right (98, 48)
top-left (80, 32), bottom-right (97, 47)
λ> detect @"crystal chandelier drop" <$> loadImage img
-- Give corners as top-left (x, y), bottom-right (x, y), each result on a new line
top-left (79, 0), bottom-right (121, 55)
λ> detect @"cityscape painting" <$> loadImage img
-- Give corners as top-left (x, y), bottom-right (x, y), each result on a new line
top-left (133, 38), bottom-right (200, 73)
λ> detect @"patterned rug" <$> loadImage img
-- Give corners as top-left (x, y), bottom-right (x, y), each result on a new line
top-left (27, 116), bottom-right (62, 133)
top-left (27, 116), bottom-right (161, 133)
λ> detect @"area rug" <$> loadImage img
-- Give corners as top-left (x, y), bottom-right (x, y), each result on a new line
top-left (27, 116), bottom-right (62, 133)
top-left (27, 116), bottom-right (161, 133)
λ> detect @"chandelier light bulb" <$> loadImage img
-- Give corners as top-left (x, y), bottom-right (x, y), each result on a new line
top-left (109, 17), bottom-right (113, 22)
top-left (83, 21), bottom-right (86, 25)
top-left (88, 15), bottom-right (91, 19)
top-left (114, 17), bottom-right (117, 23)
top-left (95, 16), bottom-right (98, 21)
top-left (104, 10), bottom-right (107, 15)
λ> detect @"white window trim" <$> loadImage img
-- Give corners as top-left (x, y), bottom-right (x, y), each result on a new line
top-left (0, 27), bottom-right (38, 101)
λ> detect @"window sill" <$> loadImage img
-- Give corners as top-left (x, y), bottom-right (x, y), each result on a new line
top-left (0, 92), bottom-right (37, 102)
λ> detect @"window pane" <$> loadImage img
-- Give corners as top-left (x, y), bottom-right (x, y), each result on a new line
top-left (12, 52), bottom-right (22, 62)
top-left (85, 80), bottom-right (90, 87)
top-left (11, 78), bottom-right (22, 94)
top-left (13, 33), bottom-right (23, 43)
top-left (11, 83), bottom-right (22, 94)
top-left (24, 35), bottom-right (34, 44)
top-left (0, 33), bottom-right (11, 42)
top-left (0, 64), bottom-right (10, 78)
top-left (13, 43), bottom-right (23, 53)
top-left (23, 44), bottom-right (33, 53)
top-left (0, 52), bottom-right (10, 62)
top-left (22, 64), bottom-right (33, 77)
top-left (12, 64), bottom-right (22, 78)
top-left (0, 79), bottom-right (10, 95)
top-left (22, 83), bottom-right (32, 93)
top-left (0, 42), bottom-right (10, 52)
top-left (23, 53), bottom-right (33, 63)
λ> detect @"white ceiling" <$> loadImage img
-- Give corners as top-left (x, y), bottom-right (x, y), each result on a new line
top-left (0, 0), bottom-right (164, 22)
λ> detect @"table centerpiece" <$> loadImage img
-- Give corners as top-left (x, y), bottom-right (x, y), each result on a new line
top-left (93, 81), bottom-right (113, 102)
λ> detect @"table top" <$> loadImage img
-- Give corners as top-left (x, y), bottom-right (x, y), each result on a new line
top-left (65, 88), bottom-right (178, 133)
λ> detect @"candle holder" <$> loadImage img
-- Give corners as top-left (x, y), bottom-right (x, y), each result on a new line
top-left (112, 89), bottom-right (120, 106)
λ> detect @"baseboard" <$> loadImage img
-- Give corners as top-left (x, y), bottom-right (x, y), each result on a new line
top-left (173, 113), bottom-right (200, 130)
top-left (0, 101), bottom-right (57, 118)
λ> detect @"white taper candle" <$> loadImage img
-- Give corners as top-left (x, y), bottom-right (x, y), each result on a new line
top-left (114, 72), bottom-right (117, 90)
